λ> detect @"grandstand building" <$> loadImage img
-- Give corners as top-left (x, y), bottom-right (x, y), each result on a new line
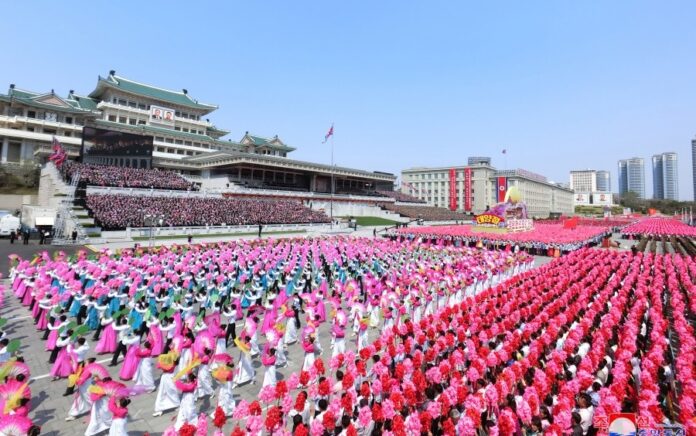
top-left (401, 164), bottom-right (574, 218)
top-left (1, 71), bottom-right (395, 195)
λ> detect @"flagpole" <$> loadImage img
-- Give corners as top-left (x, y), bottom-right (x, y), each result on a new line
top-left (330, 126), bottom-right (335, 229)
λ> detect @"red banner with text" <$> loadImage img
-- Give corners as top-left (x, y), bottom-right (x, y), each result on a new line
top-left (449, 168), bottom-right (457, 211)
top-left (464, 168), bottom-right (472, 212)
top-left (497, 176), bottom-right (507, 203)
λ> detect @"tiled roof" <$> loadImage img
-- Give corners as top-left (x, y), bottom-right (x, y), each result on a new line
top-left (89, 73), bottom-right (217, 112)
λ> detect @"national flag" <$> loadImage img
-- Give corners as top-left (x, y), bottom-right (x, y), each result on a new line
top-left (322, 124), bottom-right (334, 143)
top-left (48, 136), bottom-right (67, 167)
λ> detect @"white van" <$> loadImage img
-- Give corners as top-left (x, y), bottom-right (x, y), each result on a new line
top-left (0, 213), bottom-right (21, 236)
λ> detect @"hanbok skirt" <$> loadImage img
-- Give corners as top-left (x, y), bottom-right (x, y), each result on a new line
top-left (174, 392), bottom-right (198, 430)
top-left (233, 352), bottom-right (255, 386)
top-left (84, 396), bottom-right (112, 436)
top-left (262, 365), bottom-right (277, 387)
top-left (118, 345), bottom-right (139, 381)
top-left (154, 372), bottom-right (181, 413)
top-left (133, 357), bottom-right (155, 391)
top-left (50, 348), bottom-right (73, 378)
top-left (69, 382), bottom-right (93, 417)
top-left (95, 324), bottom-right (117, 354)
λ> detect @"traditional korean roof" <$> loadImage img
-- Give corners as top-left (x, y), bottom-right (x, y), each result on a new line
top-left (0, 86), bottom-right (98, 114)
top-left (88, 71), bottom-right (218, 113)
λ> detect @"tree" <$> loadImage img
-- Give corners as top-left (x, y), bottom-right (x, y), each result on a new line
top-left (619, 191), bottom-right (644, 212)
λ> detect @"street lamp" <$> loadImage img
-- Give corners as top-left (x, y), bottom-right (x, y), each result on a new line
top-left (143, 213), bottom-right (165, 249)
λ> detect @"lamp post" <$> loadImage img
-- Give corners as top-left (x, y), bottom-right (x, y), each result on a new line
top-left (143, 213), bottom-right (164, 249)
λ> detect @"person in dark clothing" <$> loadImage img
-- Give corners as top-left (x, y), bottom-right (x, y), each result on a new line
top-left (71, 229), bottom-right (78, 242)
top-left (39, 231), bottom-right (45, 245)
top-left (22, 229), bottom-right (30, 245)
top-left (258, 223), bottom-right (263, 238)
top-left (9, 231), bottom-right (15, 244)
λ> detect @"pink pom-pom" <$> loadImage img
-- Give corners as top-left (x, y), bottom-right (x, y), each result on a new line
top-left (259, 385), bottom-right (276, 404)
top-left (196, 413), bottom-right (208, 436)
top-left (358, 406), bottom-right (372, 427)
top-left (246, 415), bottom-right (263, 434)
top-left (310, 419), bottom-right (325, 436)
top-left (286, 373), bottom-right (300, 391)
top-left (405, 413), bottom-right (422, 434)
top-left (232, 400), bottom-right (249, 420)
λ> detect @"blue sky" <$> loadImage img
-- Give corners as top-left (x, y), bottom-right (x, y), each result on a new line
top-left (3, 1), bottom-right (696, 199)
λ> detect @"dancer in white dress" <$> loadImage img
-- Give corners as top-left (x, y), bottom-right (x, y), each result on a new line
top-left (84, 388), bottom-right (111, 436)
top-left (108, 396), bottom-right (129, 436)
top-left (196, 353), bottom-right (215, 399)
top-left (133, 342), bottom-right (155, 392)
top-left (174, 373), bottom-right (198, 430)
top-left (284, 308), bottom-right (299, 345)
top-left (233, 337), bottom-right (255, 386)
top-left (152, 357), bottom-right (180, 417)
top-left (261, 347), bottom-right (277, 387)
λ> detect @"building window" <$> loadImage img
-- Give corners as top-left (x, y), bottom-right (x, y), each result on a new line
top-left (138, 104), bottom-right (146, 110)
top-left (128, 119), bottom-right (136, 125)
top-left (108, 115), bottom-right (117, 122)
top-left (112, 97), bottom-right (118, 103)
top-left (128, 101), bottom-right (137, 108)
top-left (175, 140), bottom-right (183, 145)
top-left (44, 128), bottom-right (57, 134)
top-left (64, 131), bottom-right (72, 137)
top-left (27, 111), bottom-right (36, 118)
top-left (26, 127), bottom-right (34, 132)
top-left (138, 119), bottom-right (146, 125)
top-left (118, 99), bottom-right (127, 106)
top-left (119, 116), bottom-right (127, 124)
top-left (182, 128), bottom-right (189, 133)
top-left (174, 127), bottom-right (181, 131)
top-left (65, 116), bottom-right (73, 124)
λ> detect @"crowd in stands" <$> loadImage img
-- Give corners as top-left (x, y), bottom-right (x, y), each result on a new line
top-left (60, 161), bottom-right (196, 191)
top-left (382, 203), bottom-right (470, 221)
top-left (377, 190), bottom-right (426, 203)
top-left (85, 194), bottom-right (330, 229)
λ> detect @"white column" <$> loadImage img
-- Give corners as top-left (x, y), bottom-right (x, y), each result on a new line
top-left (19, 142), bottom-right (27, 163)
top-left (1, 138), bottom-right (7, 163)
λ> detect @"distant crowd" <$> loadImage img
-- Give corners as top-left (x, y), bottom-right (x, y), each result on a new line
top-left (85, 194), bottom-right (331, 229)
top-left (60, 161), bottom-right (196, 191)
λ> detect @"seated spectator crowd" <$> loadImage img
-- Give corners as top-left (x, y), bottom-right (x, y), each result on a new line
top-left (85, 194), bottom-right (331, 229)
top-left (60, 161), bottom-right (196, 191)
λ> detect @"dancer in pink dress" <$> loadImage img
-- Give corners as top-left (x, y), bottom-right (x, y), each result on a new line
top-left (147, 318), bottom-right (164, 356)
top-left (50, 334), bottom-right (75, 379)
top-left (94, 315), bottom-right (117, 354)
top-left (118, 334), bottom-right (141, 381)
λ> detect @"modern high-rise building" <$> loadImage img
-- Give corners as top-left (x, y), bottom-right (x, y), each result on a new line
top-left (652, 154), bottom-right (664, 199)
top-left (618, 158), bottom-right (645, 199)
top-left (652, 152), bottom-right (678, 200)
top-left (596, 170), bottom-right (611, 192)
top-left (569, 170), bottom-right (597, 193)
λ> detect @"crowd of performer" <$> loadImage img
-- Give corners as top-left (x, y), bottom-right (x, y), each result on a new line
top-left (4, 238), bottom-right (531, 434)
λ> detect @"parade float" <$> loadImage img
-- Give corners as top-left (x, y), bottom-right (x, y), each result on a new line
top-left (473, 185), bottom-right (534, 233)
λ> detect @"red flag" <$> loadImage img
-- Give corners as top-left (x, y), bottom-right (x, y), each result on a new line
top-left (322, 124), bottom-right (334, 143)
top-left (48, 136), bottom-right (66, 167)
